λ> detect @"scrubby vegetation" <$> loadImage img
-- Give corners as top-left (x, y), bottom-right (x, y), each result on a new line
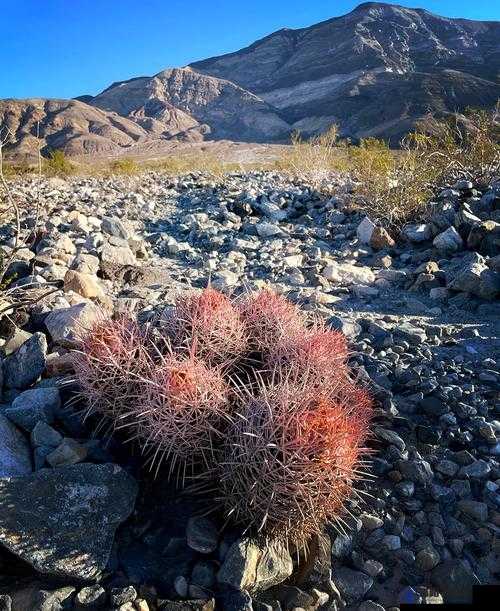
top-left (44, 149), bottom-right (75, 176)
top-left (278, 105), bottom-right (500, 227)
top-left (72, 288), bottom-right (373, 546)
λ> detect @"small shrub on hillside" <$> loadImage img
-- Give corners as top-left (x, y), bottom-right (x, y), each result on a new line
top-left (110, 158), bottom-right (139, 175)
top-left (73, 288), bottom-right (373, 546)
top-left (44, 149), bottom-right (75, 176)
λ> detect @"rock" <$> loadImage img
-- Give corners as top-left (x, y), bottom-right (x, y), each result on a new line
top-left (0, 595), bottom-right (10, 611)
top-left (3, 332), bottom-right (47, 389)
top-left (2, 328), bottom-right (32, 356)
top-left (322, 262), bottom-right (375, 285)
top-left (0, 463), bottom-right (138, 580)
top-left (448, 253), bottom-right (486, 293)
top-left (5, 388), bottom-right (60, 432)
top-left (0, 414), bottom-right (32, 477)
top-left (217, 537), bottom-right (293, 594)
top-left (255, 222), bottom-right (283, 238)
top-left (415, 548), bottom-right (440, 571)
top-left (332, 567), bottom-right (373, 602)
top-left (370, 226), bottom-right (395, 249)
top-left (100, 242), bottom-right (137, 268)
top-left (477, 269), bottom-right (500, 300)
top-left (46, 438), bottom-right (89, 467)
top-left (431, 560), bottom-right (480, 604)
top-left (457, 500), bottom-right (488, 521)
top-left (397, 458), bottom-right (433, 485)
top-left (212, 270), bottom-right (239, 291)
top-left (467, 220), bottom-right (500, 255)
top-left (64, 270), bottom-right (106, 299)
top-left (102, 216), bottom-right (130, 240)
top-left (433, 226), bottom-right (463, 254)
top-left (357, 217), bottom-right (376, 244)
top-left (110, 586), bottom-right (137, 606)
top-left (186, 516), bottom-right (219, 553)
top-left (404, 224), bottom-right (432, 243)
top-left (10, 584), bottom-right (75, 611)
top-left (327, 315), bottom-right (361, 339)
top-left (75, 585), bottom-right (107, 609)
top-left (45, 302), bottom-right (101, 348)
top-left (30, 421), bottom-right (63, 447)
top-left (72, 253), bottom-right (100, 275)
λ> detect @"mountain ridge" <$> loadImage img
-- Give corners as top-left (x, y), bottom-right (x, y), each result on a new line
top-left (1, 2), bottom-right (499, 159)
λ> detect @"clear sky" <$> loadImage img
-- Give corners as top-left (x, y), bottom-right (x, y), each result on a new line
top-left (2, 0), bottom-right (499, 100)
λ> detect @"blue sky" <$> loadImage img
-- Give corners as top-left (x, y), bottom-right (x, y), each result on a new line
top-left (2, 0), bottom-right (499, 99)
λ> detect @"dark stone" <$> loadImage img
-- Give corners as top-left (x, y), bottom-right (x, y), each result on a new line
top-left (431, 560), bottom-right (480, 604)
top-left (0, 463), bottom-right (138, 580)
top-left (3, 332), bottom-right (47, 389)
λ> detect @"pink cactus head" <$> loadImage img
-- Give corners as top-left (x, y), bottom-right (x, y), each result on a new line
top-left (72, 314), bottom-right (152, 423)
top-left (133, 355), bottom-right (230, 474)
top-left (268, 321), bottom-right (349, 386)
top-left (238, 289), bottom-right (306, 356)
top-left (162, 287), bottom-right (248, 367)
top-left (219, 378), bottom-right (373, 545)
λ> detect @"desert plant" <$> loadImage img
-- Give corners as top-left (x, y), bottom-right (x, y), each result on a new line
top-left (44, 149), bottom-right (75, 176)
top-left (72, 314), bottom-right (153, 429)
top-left (237, 289), bottom-right (306, 357)
top-left (133, 355), bottom-right (229, 475)
top-left (73, 288), bottom-right (373, 545)
top-left (218, 377), bottom-right (373, 545)
top-left (160, 287), bottom-right (248, 367)
top-left (110, 158), bottom-right (139, 175)
top-left (276, 125), bottom-right (348, 189)
top-left (268, 321), bottom-right (349, 387)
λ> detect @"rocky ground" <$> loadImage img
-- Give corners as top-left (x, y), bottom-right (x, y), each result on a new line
top-left (0, 171), bottom-right (499, 611)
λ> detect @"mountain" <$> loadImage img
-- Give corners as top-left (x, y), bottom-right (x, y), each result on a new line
top-left (0, 98), bottom-right (151, 160)
top-left (191, 1), bottom-right (500, 141)
top-left (1, 2), bottom-right (499, 159)
top-left (86, 67), bottom-right (290, 143)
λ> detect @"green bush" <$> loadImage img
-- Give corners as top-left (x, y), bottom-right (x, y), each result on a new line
top-left (44, 149), bottom-right (75, 176)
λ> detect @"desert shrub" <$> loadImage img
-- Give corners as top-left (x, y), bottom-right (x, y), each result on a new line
top-left (110, 158), bottom-right (139, 175)
top-left (73, 288), bottom-right (373, 545)
top-left (44, 149), bottom-right (75, 176)
top-left (413, 105), bottom-right (500, 183)
top-left (276, 125), bottom-right (348, 189)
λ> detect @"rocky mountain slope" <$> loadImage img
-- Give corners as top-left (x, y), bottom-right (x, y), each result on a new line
top-left (1, 2), bottom-right (499, 159)
top-left (192, 1), bottom-right (500, 141)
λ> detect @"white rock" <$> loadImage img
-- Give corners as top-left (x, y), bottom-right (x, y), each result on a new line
top-left (357, 217), bottom-right (376, 245)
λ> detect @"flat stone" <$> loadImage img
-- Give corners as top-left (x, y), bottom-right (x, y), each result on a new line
top-left (333, 567), bottom-right (373, 602)
top-left (433, 227), bottom-right (463, 254)
top-left (30, 421), bottom-right (63, 447)
top-left (457, 500), bottom-right (488, 521)
top-left (46, 438), bottom-right (88, 467)
top-left (431, 560), bottom-right (480, 604)
top-left (0, 414), bottom-right (32, 477)
top-left (3, 332), bottom-right (47, 389)
top-left (64, 270), bottom-right (105, 299)
top-left (5, 388), bottom-right (60, 432)
top-left (0, 463), bottom-right (138, 580)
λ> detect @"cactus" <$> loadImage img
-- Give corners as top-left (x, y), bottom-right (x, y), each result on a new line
top-left (161, 287), bottom-right (248, 367)
top-left (268, 321), bottom-right (349, 386)
top-left (132, 354), bottom-right (230, 474)
top-left (238, 289), bottom-right (306, 356)
top-left (218, 378), bottom-right (372, 545)
top-left (72, 314), bottom-right (152, 426)
top-left (73, 288), bottom-right (373, 545)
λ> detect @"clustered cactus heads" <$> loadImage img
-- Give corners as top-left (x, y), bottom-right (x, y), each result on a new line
top-left (73, 287), bottom-right (373, 546)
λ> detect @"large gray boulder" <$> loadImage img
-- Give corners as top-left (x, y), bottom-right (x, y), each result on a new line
top-left (44, 302), bottom-right (101, 348)
top-left (0, 463), bottom-right (138, 580)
